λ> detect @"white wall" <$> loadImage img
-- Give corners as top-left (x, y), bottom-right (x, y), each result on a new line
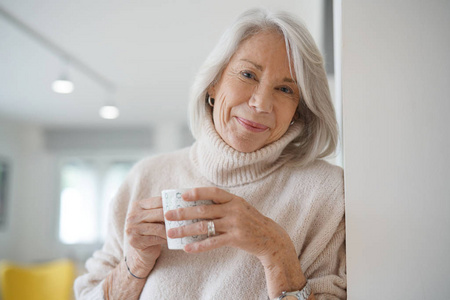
top-left (0, 117), bottom-right (25, 260)
top-left (0, 118), bottom-right (52, 262)
top-left (343, 0), bottom-right (450, 298)
top-left (0, 117), bottom-right (76, 263)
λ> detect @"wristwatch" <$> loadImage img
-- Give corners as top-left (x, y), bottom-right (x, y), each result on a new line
top-left (273, 281), bottom-right (311, 300)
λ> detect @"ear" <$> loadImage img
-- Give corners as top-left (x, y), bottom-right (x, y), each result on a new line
top-left (207, 85), bottom-right (216, 99)
top-left (293, 109), bottom-right (301, 121)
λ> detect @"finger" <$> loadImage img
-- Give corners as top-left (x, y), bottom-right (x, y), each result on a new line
top-left (184, 234), bottom-right (231, 253)
top-left (165, 203), bottom-right (224, 221)
top-left (127, 223), bottom-right (167, 240)
top-left (167, 219), bottom-right (225, 239)
top-left (182, 187), bottom-right (234, 204)
top-left (127, 208), bottom-right (165, 225)
top-left (140, 208), bottom-right (165, 223)
top-left (129, 234), bottom-right (166, 250)
top-left (137, 196), bottom-right (163, 210)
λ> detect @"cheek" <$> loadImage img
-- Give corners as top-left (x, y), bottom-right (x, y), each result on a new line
top-left (271, 123), bottom-right (289, 141)
top-left (216, 79), bottom-right (253, 106)
top-left (212, 102), bottom-right (227, 130)
top-left (213, 83), bottom-right (251, 121)
top-left (269, 103), bottom-right (298, 141)
top-left (212, 94), bottom-right (231, 125)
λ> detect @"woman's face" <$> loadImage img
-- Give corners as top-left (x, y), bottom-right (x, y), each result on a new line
top-left (208, 30), bottom-right (300, 153)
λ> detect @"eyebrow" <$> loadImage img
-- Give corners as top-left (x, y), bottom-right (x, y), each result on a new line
top-left (283, 77), bottom-right (297, 84)
top-left (240, 59), bottom-right (263, 71)
top-left (240, 58), bottom-right (297, 84)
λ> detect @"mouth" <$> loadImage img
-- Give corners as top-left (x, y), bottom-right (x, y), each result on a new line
top-left (235, 117), bottom-right (269, 133)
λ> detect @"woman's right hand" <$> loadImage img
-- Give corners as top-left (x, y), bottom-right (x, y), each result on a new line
top-left (125, 196), bottom-right (167, 278)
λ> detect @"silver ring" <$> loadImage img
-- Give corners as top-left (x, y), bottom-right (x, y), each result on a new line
top-left (207, 220), bottom-right (216, 237)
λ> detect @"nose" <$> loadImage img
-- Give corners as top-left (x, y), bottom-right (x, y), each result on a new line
top-left (248, 84), bottom-right (273, 113)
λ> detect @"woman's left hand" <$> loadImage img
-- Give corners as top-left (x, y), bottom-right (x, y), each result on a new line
top-left (164, 187), bottom-right (292, 263)
top-left (165, 187), bottom-right (309, 298)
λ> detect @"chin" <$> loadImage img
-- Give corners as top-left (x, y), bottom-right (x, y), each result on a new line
top-left (220, 129), bottom-right (268, 152)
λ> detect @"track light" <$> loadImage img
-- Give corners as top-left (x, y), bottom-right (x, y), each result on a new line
top-left (99, 92), bottom-right (120, 120)
top-left (52, 79), bottom-right (74, 94)
top-left (52, 59), bottom-right (74, 94)
top-left (99, 105), bottom-right (120, 119)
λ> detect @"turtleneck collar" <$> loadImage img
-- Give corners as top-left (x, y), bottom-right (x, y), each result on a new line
top-left (189, 110), bottom-right (303, 187)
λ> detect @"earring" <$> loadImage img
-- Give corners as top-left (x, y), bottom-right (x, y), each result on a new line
top-left (208, 97), bottom-right (215, 107)
top-left (290, 110), bottom-right (300, 126)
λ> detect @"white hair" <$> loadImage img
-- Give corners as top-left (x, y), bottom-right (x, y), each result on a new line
top-left (189, 8), bottom-right (338, 166)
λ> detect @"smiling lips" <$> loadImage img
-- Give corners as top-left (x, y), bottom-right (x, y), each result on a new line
top-left (235, 117), bottom-right (269, 132)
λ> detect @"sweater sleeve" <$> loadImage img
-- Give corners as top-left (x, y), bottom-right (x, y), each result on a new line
top-left (73, 171), bottom-right (132, 299)
top-left (305, 217), bottom-right (347, 300)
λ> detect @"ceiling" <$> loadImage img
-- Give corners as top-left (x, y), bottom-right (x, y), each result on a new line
top-left (0, 0), bottom-right (324, 129)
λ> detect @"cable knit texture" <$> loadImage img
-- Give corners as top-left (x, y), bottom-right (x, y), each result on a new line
top-left (74, 115), bottom-right (346, 300)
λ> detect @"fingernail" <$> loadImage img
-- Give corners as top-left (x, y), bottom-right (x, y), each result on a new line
top-left (165, 211), bottom-right (173, 220)
top-left (181, 192), bottom-right (190, 200)
top-left (167, 229), bottom-right (175, 238)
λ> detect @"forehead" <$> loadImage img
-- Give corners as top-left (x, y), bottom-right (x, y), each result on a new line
top-left (231, 30), bottom-right (294, 77)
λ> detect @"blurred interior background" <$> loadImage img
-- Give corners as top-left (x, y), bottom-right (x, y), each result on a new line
top-left (0, 1), bottom-right (338, 298)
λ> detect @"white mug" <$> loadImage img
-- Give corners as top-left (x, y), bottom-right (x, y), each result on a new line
top-left (162, 188), bottom-right (213, 250)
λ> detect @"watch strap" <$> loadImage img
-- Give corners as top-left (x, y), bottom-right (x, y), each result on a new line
top-left (273, 281), bottom-right (311, 300)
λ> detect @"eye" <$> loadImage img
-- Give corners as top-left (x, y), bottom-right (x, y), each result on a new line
top-left (241, 71), bottom-right (256, 80)
top-left (279, 86), bottom-right (294, 94)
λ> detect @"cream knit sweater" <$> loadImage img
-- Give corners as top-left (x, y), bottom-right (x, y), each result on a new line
top-left (74, 118), bottom-right (346, 300)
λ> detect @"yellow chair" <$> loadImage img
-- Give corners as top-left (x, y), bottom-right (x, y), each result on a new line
top-left (0, 259), bottom-right (75, 300)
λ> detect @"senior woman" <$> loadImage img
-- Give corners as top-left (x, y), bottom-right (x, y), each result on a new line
top-left (75, 8), bottom-right (346, 300)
